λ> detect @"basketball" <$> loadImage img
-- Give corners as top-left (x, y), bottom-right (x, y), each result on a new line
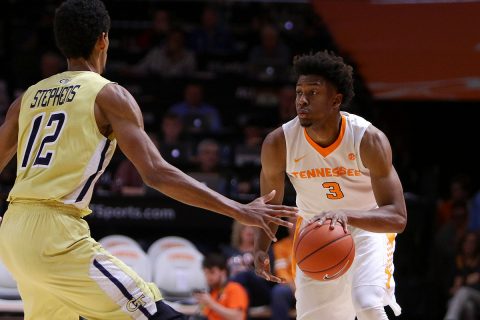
top-left (294, 221), bottom-right (355, 281)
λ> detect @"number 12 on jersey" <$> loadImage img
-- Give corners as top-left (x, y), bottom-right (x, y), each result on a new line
top-left (21, 111), bottom-right (67, 169)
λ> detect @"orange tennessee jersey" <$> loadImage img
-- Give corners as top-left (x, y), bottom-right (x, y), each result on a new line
top-left (204, 282), bottom-right (249, 320)
top-left (273, 236), bottom-right (295, 283)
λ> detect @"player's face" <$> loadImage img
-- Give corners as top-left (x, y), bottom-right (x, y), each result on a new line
top-left (295, 75), bottom-right (341, 127)
top-left (203, 267), bottom-right (224, 288)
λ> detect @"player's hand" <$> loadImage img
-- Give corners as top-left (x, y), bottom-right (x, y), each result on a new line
top-left (254, 250), bottom-right (285, 283)
top-left (308, 211), bottom-right (349, 233)
top-left (238, 190), bottom-right (298, 242)
top-left (193, 291), bottom-right (213, 307)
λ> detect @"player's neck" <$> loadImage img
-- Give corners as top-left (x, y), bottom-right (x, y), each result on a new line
top-left (305, 113), bottom-right (342, 148)
top-left (67, 58), bottom-right (101, 74)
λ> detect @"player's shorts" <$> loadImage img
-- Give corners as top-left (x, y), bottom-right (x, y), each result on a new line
top-left (0, 201), bottom-right (180, 320)
top-left (294, 221), bottom-right (401, 320)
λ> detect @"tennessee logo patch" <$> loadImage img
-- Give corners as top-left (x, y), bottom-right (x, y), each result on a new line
top-left (348, 153), bottom-right (356, 161)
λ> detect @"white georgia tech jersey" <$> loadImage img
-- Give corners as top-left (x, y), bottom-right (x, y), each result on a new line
top-left (283, 111), bottom-right (378, 220)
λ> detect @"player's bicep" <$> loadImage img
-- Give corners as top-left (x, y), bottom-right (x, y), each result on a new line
top-left (96, 84), bottom-right (165, 179)
top-left (360, 126), bottom-right (405, 208)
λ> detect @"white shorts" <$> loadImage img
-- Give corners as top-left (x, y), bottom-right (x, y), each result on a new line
top-left (294, 224), bottom-right (401, 320)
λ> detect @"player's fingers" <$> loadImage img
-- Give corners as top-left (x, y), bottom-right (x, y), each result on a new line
top-left (261, 222), bottom-right (277, 242)
top-left (317, 216), bottom-right (326, 226)
top-left (267, 274), bottom-right (285, 283)
top-left (307, 215), bottom-right (320, 225)
top-left (265, 205), bottom-right (299, 215)
top-left (266, 216), bottom-right (293, 228)
top-left (259, 270), bottom-right (282, 283)
top-left (330, 217), bottom-right (337, 229)
top-left (343, 223), bottom-right (348, 233)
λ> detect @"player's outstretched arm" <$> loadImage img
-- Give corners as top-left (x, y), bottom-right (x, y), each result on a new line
top-left (254, 127), bottom-right (288, 283)
top-left (0, 96), bottom-right (20, 174)
top-left (95, 84), bottom-right (297, 239)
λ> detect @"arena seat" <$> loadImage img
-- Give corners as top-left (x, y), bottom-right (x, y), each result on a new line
top-left (108, 245), bottom-right (153, 282)
top-left (0, 260), bottom-right (20, 300)
top-left (153, 246), bottom-right (206, 302)
top-left (98, 234), bottom-right (143, 251)
top-left (0, 259), bottom-right (23, 314)
top-left (147, 236), bottom-right (197, 265)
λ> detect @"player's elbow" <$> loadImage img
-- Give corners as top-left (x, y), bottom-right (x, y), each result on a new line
top-left (139, 163), bottom-right (165, 190)
top-left (395, 209), bottom-right (407, 233)
top-left (141, 161), bottom-right (176, 191)
top-left (141, 170), bottom-right (166, 190)
top-left (141, 174), bottom-right (156, 189)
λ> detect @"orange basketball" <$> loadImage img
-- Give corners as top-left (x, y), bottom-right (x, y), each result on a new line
top-left (294, 221), bottom-right (355, 281)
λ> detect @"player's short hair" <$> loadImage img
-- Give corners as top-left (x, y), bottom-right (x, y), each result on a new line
top-left (54, 0), bottom-right (111, 59)
top-left (203, 253), bottom-right (227, 271)
top-left (293, 51), bottom-right (355, 108)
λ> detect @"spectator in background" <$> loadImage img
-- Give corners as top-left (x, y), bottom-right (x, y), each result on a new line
top-left (112, 133), bottom-right (160, 196)
top-left (112, 157), bottom-right (145, 196)
top-left (247, 25), bottom-right (290, 81)
top-left (125, 28), bottom-right (196, 78)
top-left (270, 217), bottom-right (296, 320)
top-left (432, 201), bottom-right (471, 309)
top-left (39, 51), bottom-right (66, 79)
top-left (135, 9), bottom-right (171, 54)
top-left (221, 221), bottom-right (273, 308)
top-left (234, 120), bottom-right (263, 167)
top-left (187, 139), bottom-right (228, 195)
top-left (0, 80), bottom-right (9, 115)
top-left (169, 83), bottom-right (222, 133)
top-left (189, 6), bottom-right (234, 57)
top-left (276, 85), bottom-right (296, 126)
top-left (231, 119), bottom-right (264, 201)
top-left (158, 113), bottom-right (191, 168)
top-left (193, 253), bottom-right (249, 320)
top-left (444, 231), bottom-right (480, 320)
top-left (469, 191), bottom-right (480, 232)
top-left (437, 174), bottom-right (471, 229)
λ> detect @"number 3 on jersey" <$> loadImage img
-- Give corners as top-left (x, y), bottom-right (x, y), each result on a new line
top-left (322, 182), bottom-right (344, 200)
top-left (21, 111), bottom-right (67, 169)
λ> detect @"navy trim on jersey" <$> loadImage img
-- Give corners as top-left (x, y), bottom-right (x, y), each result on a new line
top-left (93, 259), bottom-right (153, 319)
top-left (75, 139), bottom-right (111, 202)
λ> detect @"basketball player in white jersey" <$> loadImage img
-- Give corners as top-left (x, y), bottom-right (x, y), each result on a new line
top-left (253, 51), bottom-right (407, 320)
top-left (0, 1), bottom-right (297, 319)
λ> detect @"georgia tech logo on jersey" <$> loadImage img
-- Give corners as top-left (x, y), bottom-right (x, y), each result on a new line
top-left (59, 78), bottom-right (70, 84)
top-left (126, 294), bottom-right (146, 312)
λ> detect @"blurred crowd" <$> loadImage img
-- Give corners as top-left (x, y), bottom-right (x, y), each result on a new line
top-left (0, 1), bottom-right (479, 319)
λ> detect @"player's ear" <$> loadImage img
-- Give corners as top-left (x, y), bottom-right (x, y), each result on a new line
top-left (332, 93), bottom-right (343, 109)
top-left (97, 32), bottom-right (108, 50)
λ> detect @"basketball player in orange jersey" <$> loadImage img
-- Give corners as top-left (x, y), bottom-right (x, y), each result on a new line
top-left (254, 51), bottom-right (407, 320)
top-left (0, 1), bottom-right (297, 319)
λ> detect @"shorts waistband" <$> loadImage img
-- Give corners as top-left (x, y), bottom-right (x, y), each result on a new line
top-left (8, 199), bottom-right (87, 218)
